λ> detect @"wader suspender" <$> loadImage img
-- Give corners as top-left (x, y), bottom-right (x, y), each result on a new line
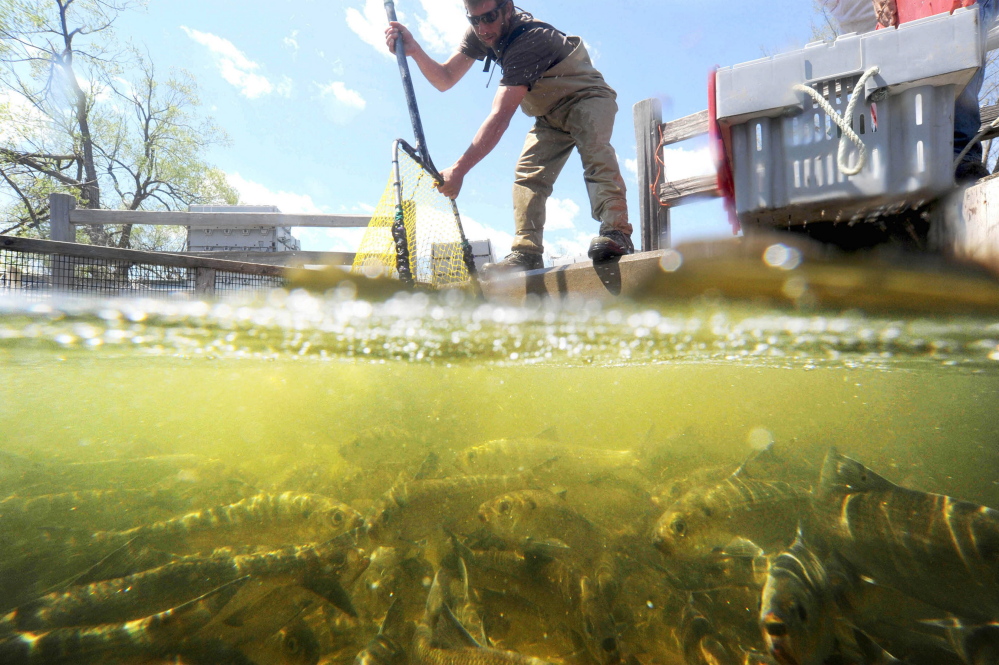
top-left (482, 21), bottom-right (562, 85)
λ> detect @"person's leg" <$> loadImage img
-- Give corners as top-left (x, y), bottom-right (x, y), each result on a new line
top-left (510, 118), bottom-right (575, 256)
top-left (955, 0), bottom-right (997, 178)
top-left (561, 95), bottom-right (631, 237)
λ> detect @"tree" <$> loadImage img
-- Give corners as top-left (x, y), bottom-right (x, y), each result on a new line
top-left (0, 0), bottom-right (237, 248)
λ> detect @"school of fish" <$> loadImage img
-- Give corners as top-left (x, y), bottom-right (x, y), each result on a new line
top-left (1, 430), bottom-right (997, 665)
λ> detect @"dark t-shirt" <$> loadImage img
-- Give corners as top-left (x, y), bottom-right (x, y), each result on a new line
top-left (458, 13), bottom-right (574, 89)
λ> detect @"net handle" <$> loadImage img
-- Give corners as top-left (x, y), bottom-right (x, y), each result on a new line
top-left (385, 0), bottom-right (439, 180)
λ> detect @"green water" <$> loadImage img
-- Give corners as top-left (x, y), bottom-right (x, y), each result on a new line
top-left (1, 290), bottom-right (998, 664)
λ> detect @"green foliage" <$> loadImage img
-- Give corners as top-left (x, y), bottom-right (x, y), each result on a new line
top-left (0, 0), bottom-right (238, 249)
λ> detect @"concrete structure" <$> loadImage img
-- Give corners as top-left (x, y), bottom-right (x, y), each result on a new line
top-left (187, 205), bottom-right (300, 253)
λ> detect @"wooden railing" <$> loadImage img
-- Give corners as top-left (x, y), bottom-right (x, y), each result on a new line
top-left (49, 193), bottom-right (372, 242)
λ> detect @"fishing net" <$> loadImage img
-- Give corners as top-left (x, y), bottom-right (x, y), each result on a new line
top-left (352, 145), bottom-right (475, 290)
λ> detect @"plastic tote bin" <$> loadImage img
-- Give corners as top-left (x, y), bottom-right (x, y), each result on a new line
top-left (713, 6), bottom-right (982, 229)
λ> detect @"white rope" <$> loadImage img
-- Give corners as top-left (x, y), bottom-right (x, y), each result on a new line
top-left (792, 66), bottom-right (881, 177)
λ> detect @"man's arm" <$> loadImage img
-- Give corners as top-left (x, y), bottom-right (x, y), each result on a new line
top-left (438, 84), bottom-right (529, 199)
top-left (385, 22), bottom-right (475, 91)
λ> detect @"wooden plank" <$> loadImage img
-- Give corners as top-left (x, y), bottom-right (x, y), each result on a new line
top-left (68, 209), bottom-right (372, 228)
top-left (0, 236), bottom-right (285, 276)
top-left (633, 98), bottom-right (670, 251)
top-left (194, 268), bottom-right (216, 297)
top-left (49, 194), bottom-right (76, 242)
top-left (184, 251), bottom-right (356, 266)
top-left (659, 174), bottom-right (722, 207)
top-left (660, 110), bottom-right (710, 146)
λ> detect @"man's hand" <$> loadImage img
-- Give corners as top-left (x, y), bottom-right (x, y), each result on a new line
top-left (385, 21), bottom-right (418, 56)
top-left (437, 165), bottom-right (465, 200)
top-left (872, 0), bottom-right (898, 28)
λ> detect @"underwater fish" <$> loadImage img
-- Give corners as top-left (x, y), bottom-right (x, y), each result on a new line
top-left (811, 449), bottom-right (999, 624)
top-left (0, 576), bottom-right (247, 664)
top-left (759, 532), bottom-right (843, 665)
top-left (414, 601), bottom-right (555, 665)
top-left (477, 489), bottom-right (610, 563)
top-left (355, 598), bottom-right (412, 665)
top-left (922, 618), bottom-right (999, 665)
top-left (455, 433), bottom-right (640, 485)
top-left (92, 491), bottom-right (365, 553)
top-left (652, 461), bottom-right (806, 560)
top-left (367, 472), bottom-right (542, 544)
top-left (338, 425), bottom-right (431, 470)
top-left (0, 488), bottom-right (187, 531)
top-left (679, 595), bottom-right (743, 665)
top-left (239, 617), bottom-right (322, 665)
top-left (1, 535), bottom-right (368, 632)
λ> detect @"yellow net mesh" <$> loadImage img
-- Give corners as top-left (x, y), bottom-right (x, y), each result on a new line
top-left (352, 149), bottom-right (474, 289)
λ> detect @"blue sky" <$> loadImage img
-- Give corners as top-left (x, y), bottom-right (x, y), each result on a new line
top-left (113, 0), bottom-right (822, 261)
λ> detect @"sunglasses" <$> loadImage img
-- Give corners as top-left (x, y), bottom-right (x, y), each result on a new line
top-left (467, 0), bottom-right (508, 27)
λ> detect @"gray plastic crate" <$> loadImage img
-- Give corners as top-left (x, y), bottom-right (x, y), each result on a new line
top-left (187, 205), bottom-right (301, 252)
top-left (715, 6), bottom-right (983, 226)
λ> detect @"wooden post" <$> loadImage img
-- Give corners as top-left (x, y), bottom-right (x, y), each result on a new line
top-left (49, 193), bottom-right (76, 242)
top-left (194, 267), bottom-right (216, 297)
top-left (633, 98), bottom-right (670, 251)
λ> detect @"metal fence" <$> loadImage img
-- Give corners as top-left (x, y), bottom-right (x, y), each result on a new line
top-left (1, 236), bottom-right (285, 299)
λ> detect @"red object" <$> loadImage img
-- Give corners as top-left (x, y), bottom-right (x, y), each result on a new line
top-left (708, 68), bottom-right (740, 235)
top-left (889, 0), bottom-right (975, 26)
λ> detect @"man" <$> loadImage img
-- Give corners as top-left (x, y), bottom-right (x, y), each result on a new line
top-left (385, 1), bottom-right (633, 273)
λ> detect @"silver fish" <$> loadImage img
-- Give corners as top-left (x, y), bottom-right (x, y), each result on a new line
top-left (811, 449), bottom-right (999, 623)
top-left (759, 532), bottom-right (842, 665)
top-left (653, 464), bottom-right (806, 561)
top-left (92, 491), bottom-right (365, 553)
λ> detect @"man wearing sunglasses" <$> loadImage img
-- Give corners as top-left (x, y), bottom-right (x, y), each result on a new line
top-left (385, 1), bottom-right (632, 273)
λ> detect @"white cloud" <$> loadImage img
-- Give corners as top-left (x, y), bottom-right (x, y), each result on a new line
top-left (545, 197), bottom-right (580, 231)
top-left (660, 145), bottom-right (716, 182)
top-left (277, 76), bottom-right (294, 98)
top-left (624, 158), bottom-right (638, 179)
top-left (283, 30), bottom-right (300, 55)
top-left (459, 215), bottom-right (513, 262)
top-left (346, 0), bottom-right (466, 57)
top-left (346, 0), bottom-right (393, 57)
top-left (316, 81), bottom-right (367, 124)
top-left (415, 0), bottom-right (468, 55)
top-left (225, 172), bottom-right (369, 252)
top-left (181, 26), bottom-right (274, 99)
top-left (227, 172), bottom-right (324, 213)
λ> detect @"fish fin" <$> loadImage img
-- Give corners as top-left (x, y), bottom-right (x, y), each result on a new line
top-left (732, 440), bottom-right (779, 479)
top-left (432, 603), bottom-right (482, 649)
top-left (819, 449), bottom-right (897, 497)
top-left (379, 597), bottom-right (408, 641)
top-left (552, 487), bottom-right (569, 500)
top-left (300, 570), bottom-right (357, 617)
top-left (526, 537), bottom-right (571, 552)
top-left (849, 626), bottom-right (903, 664)
top-left (535, 426), bottom-right (560, 442)
top-left (414, 453), bottom-right (443, 481)
top-left (719, 537), bottom-right (764, 558)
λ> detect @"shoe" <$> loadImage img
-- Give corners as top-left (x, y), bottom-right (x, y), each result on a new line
top-left (482, 251), bottom-right (544, 277)
top-left (955, 159), bottom-right (990, 185)
top-left (588, 229), bottom-right (634, 262)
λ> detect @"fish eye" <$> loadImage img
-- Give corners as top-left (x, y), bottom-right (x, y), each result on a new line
top-left (499, 500), bottom-right (511, 514)
top-left (467, 451), bottom-right (476, 462)
top-left (601, 637), bottom-right (617, 652)
top-left (284, 635), bottom-right (300, 654)
top-left (331, 551), bottom-right (347, 566)
top-left (331, 510), bottom-right (345, 525)
top-left (796, 604), bottom-right (808, 622)
top-left (701, 506), bottom-right (713, 518)
top-left (671, 519), bottom-right (687, 536)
